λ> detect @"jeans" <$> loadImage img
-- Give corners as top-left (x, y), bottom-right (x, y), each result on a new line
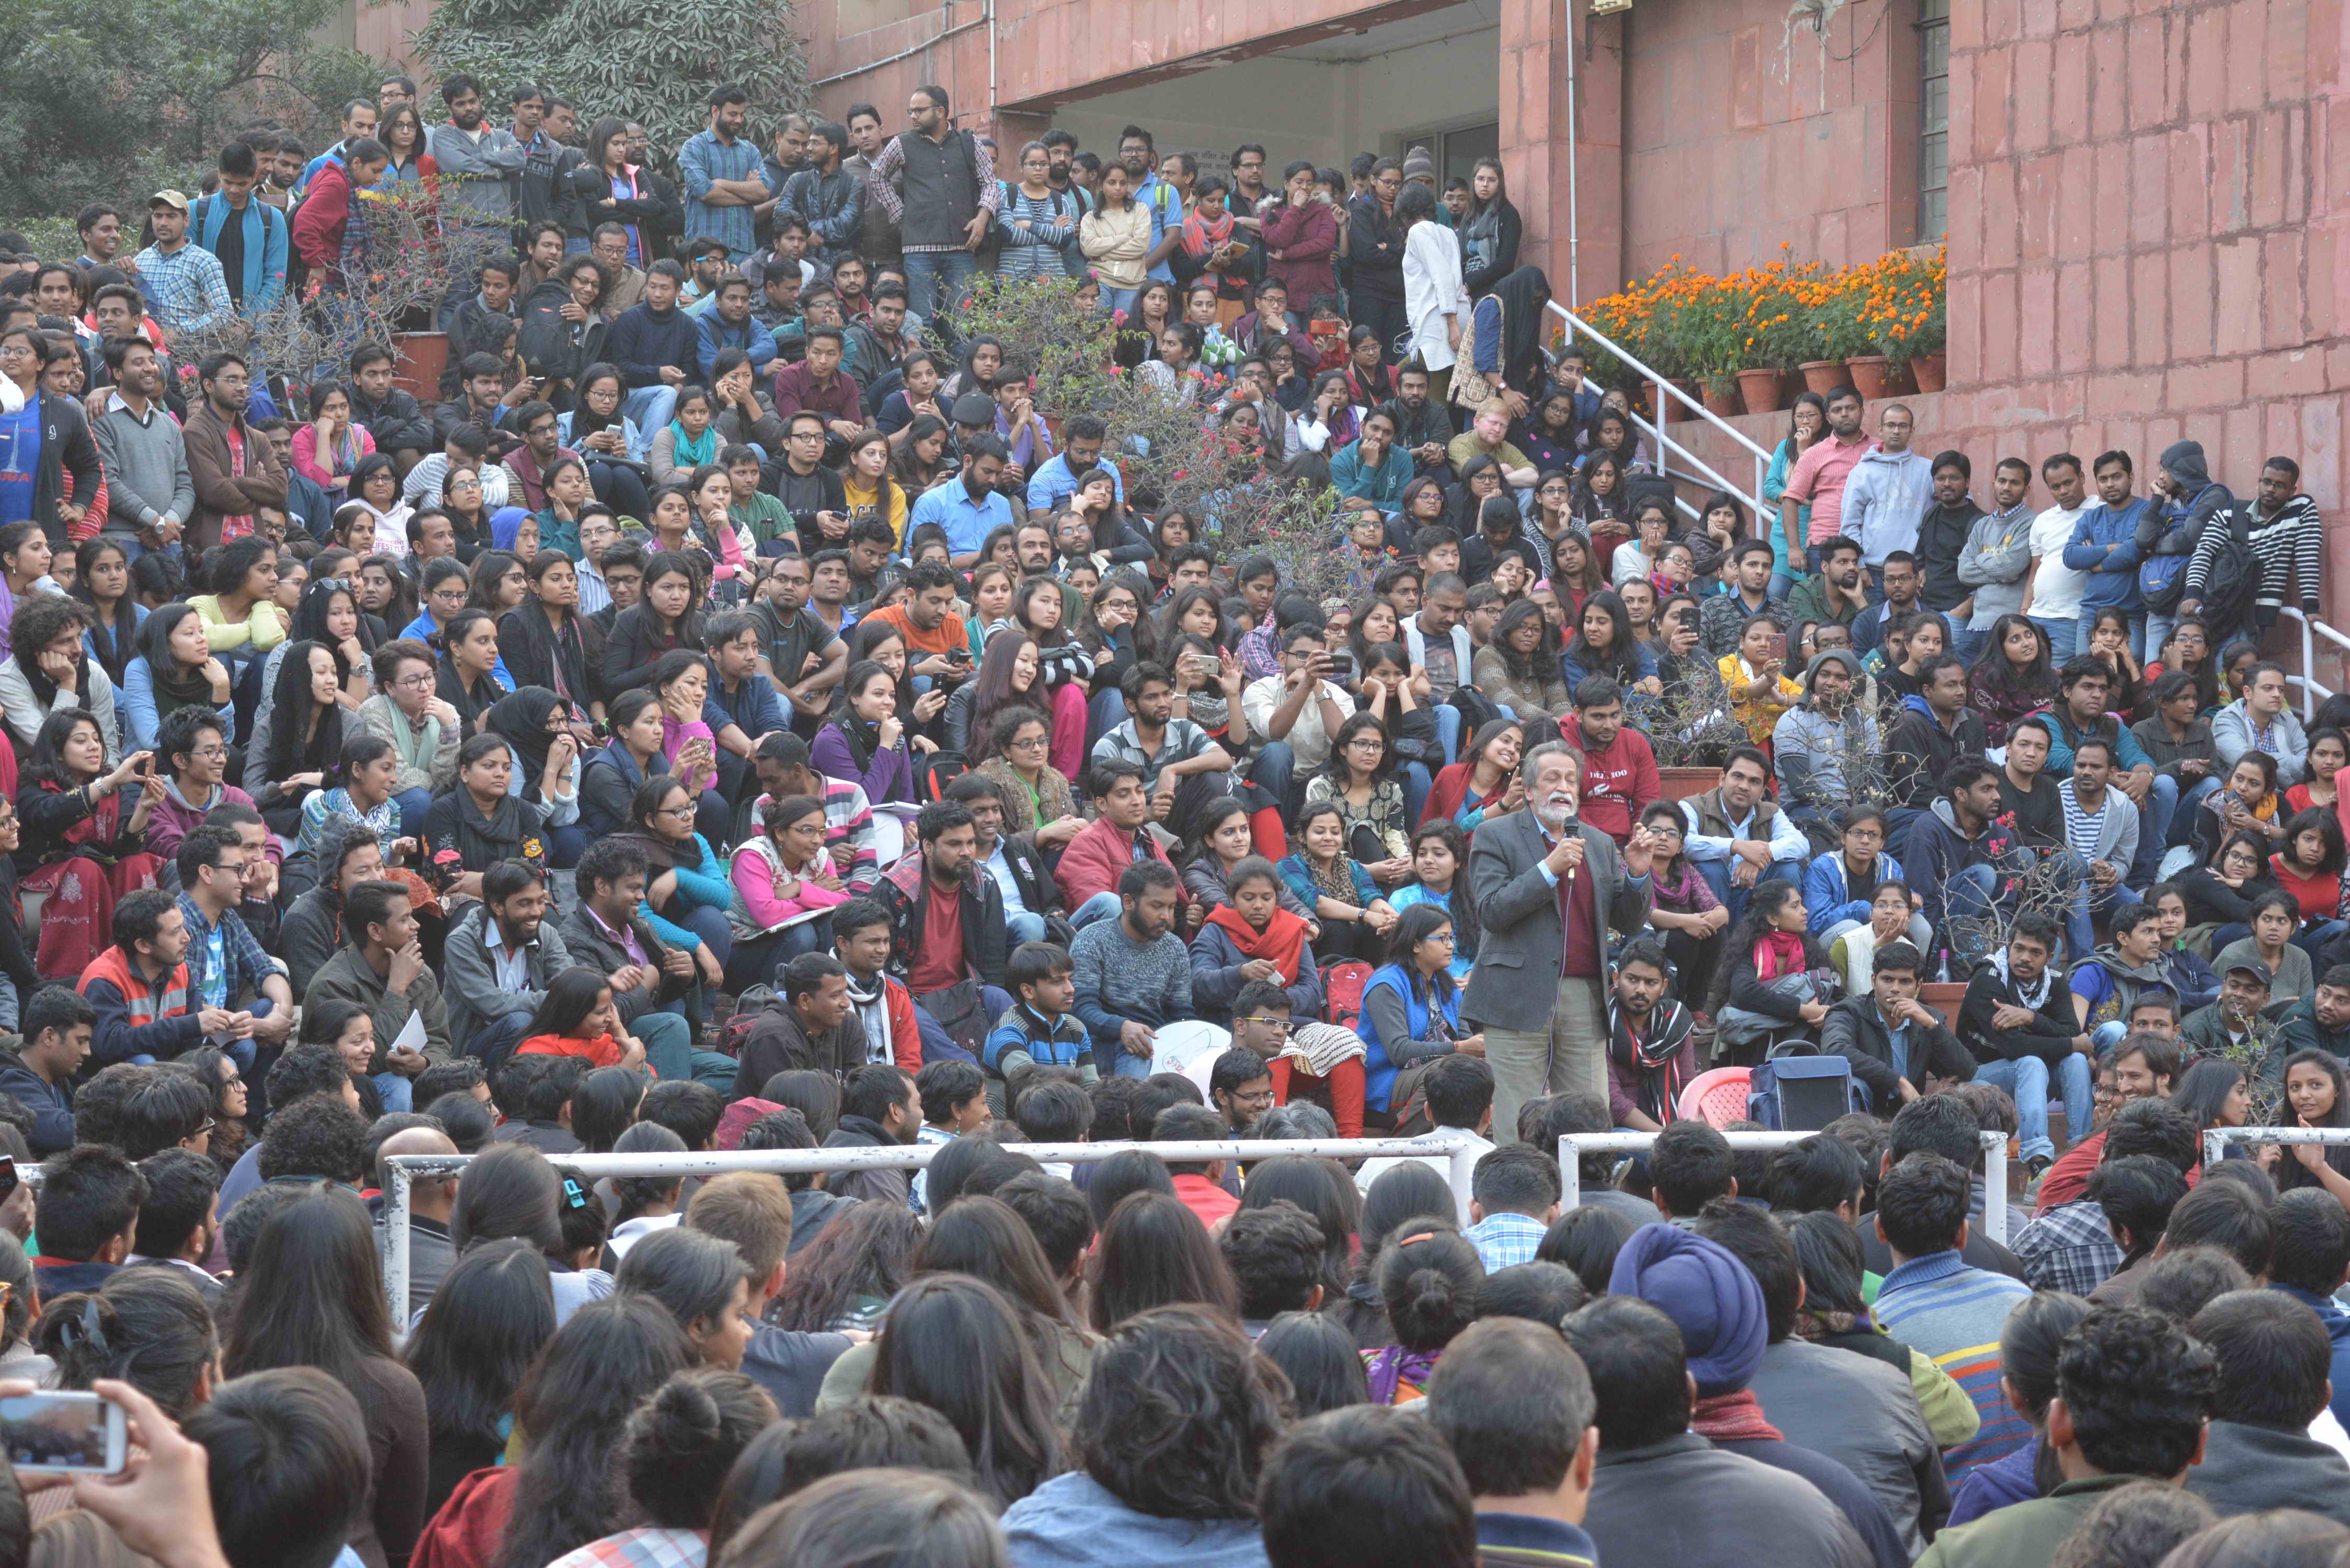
top-left (1768, 572), bottom-right (1800, 602)
top-left (2068, 873), bottom-right (2142, 962)
top-left (1099, 286), bottom-right (1142, 320)
top-left (1399, 760), bottom-right (1433, 829)
top-left (1251, 741), bottom-right (1303, 824)
top-left (391, 786), bottom-right (433, 840)
top-left (372, 1071), bottom-right (416, 1113)
top-left (623, 385), bottom-right (678, 435)
top-left (1942, 861), bottom-right (2011, 966)
top-left (2146, 612), bottom-right (2179, 665)
top-left (1091, 1032), bottom-right (1158, 1080)
top-left (584, 458), bottom-right (650, 520)
top-left (1089, 687), bottom-right (1128, 748)
top-left (1692, 856), bottom-right (1805, 932)
top-left (1007, 911), bottom-right (1049, 946)
top-left (723, 917), bottom-right (828, 994)
top-left (911, 985), bottom-right (1014, 1069)
top-left (465, 1009), bottom-right (538, 1075)
top-left (1949, 627), bottom-right (1987, 666)
top-left (1433, 704), bottom-right (1462, 765)
top-left (2030, 615), bottom-right (2080, 664)
top-left (1069, 891), bottom-right (1122, 931)
top-left (2137, 773), bottom-right (2221, 885)
top-left (903, 250), bottom-right (978, 323)
top-left (1974, 1052), bottom-right (2094, 1162)
top-left (2294, 919), bottom-right (2348, 961)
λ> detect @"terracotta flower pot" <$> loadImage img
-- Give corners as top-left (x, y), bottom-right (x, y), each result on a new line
top-left (1672, 379), bottom-right (1702, 421)
top-left (1701, 382), bottom-right (1742, 419)
top-left (1736, 368), bottom-right (1787, 416)
top-left (392, 331), bottom-right (448, 401)
top-left (1910, 353), bottom-right (1947, 393)
top-left (1845, 354), bottom-right (1897, 401)
top-left (1798, 359), bottom-right (1848, 397)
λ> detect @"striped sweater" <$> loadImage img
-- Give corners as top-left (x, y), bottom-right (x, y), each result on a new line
top-left (1872, 1249), bottom-right (2033, 1485)
top-left (2185, 492), bottom-right (2323, 615)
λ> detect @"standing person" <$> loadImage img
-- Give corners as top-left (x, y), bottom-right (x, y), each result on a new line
top-left (0, 325), bottom-right (102, 550)
top-left (191, 142), bottom-right (290, 319)
top-left (92, 337), bottom-right (193, 561)
top-left (1778, 387), bottom-right (1872, 575)
top-left (2020, 453), bottom-right (2092, 664)
top-left (1399, 183), bottom-right (1466, 401)
top-left (863, 85), bottom-right (996, 325)
top-left (1914, 452), bottom-right (1985, 644)
top-left (780, 120), bottom-right (863, 269)
top-left (678, 85), bottom-right (768, 264)
top-left (1466, 742), bottom-right (1654, 1142)
top-left (182, 353), bottom-right (285, 553)
top-left (842, 103), bottom-right (902, 279)
top-left (2215, 455), bottom-right (2325, 639)
top-left (132, 188), bottom-right (235, 342)
top-left (1953, 458), bottom-right (2036, 667)
top-left (1262, 159), bottom-right (1340, 309)
top-left (1347, 158), bottom-right (1408, 361)
top-left (2062, 449), bottom-right (2152, 660)
top-left (1839, 403), bottom-right (1934, 584)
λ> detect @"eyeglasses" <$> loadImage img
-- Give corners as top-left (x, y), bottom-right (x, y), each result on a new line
top-left (1009, 733), bottom-right (1050, 751)
top-left (188, 745), bottom-right (228, 760)
top-left (191, 1120), bottom-right (216, 1140)
top-left (1235, 1016), bottom-right (1293, 1032)
top-left (1230, 1089), bottom-right (1277, 1107)
top-left (658, 802), bottom-right (696, 820)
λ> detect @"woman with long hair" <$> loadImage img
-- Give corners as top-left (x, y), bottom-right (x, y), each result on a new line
top-left (1524, 394), bottom-right (1584, 476)
top-left (768, 1198), bottom-right (921, 1334)
top-left (972, 706), bottom-right (1081, 847)
top-left (554, 370), bottom-right (652, 525)
top-left (890, 413), bottom-right (953, 494)
top-left (449, 1140), bottom-right (616, 1322)
top-left (615, 774), bottom-right (733, 1020)
top-left (466, 546), bottom-right (529, 624)
top-left (840, 426), bottom-right (907, 546)
top-left (186, 533), bottom-right (287, 672)
top-left (1421, 716), bottom-right (1524, 832)
top-left (1280, 798), bottom-right (1398, 964)
top-left (1966, 614), bottom-right (2057, 747)
top-left (870, 1273), bottom-right (1065, 1509)
top-left (71, 537), bottom-right (142, 713)
top-left (1545, 529), bottom-right (1605, 627)
top-left (1303, 711), bottom-right (1411, 886)
top-left (1762, 393), bottom-right (1827, 598)
top-left (1257, 1312), bottom-right (1373, 1417)
top-left (402, 1237), bottom-right (556, 1517)
top-left (497, 552), bottom-right (592, 735)
top-left (1562, 589), bottom-right (1661, 698)
top-left (878, 348), bottom-right (948, 437)
top-left (223, 1184), bottom-right (428, 1568)
top-left (949, 631), bottom-right (1046, 765)
top-left (180, 1043), bottom-right (250, 1174)
top-left (1013, 575), bottom-right (1095, 777)
top-left (1706, 880), bottom-right (1832, 1054)
top-left (419, 730), bottom-right (551, 906)
top-left (1333, 1161), bottom-right (1458, 1349)
top-left (2270, 805), bottom-right (2347, 959)
top-left (683, 462), bottom-right (752, 598)
top-left (813, 659), bottom-right (919, 806)
top-left (1354, 903), bottom-right (1472, 1122)
top-left (492, 1295), bottom-right (696, 1568)
top-left (255, 639), bottom-right (349, 833)
top-left (1388, 820), bottom-right (1480, 982)
top-left (378, 99), bottom-right (439, 190)
top-left (1447, 454), bottom-right (1508, 535)
top-left (1571, 449), bottom-right (1629, 567)
top-left (482, 684), bottom-right (586, 863)
top-left (441, 464), bottom-right (492, 559)
top-left (1460, 159), bottom-right (1523, 296)
top-left (1640, 801), bottom-right (1730, 999)
top-left (2277, 1048), bottom-right (2350, 1203)
top-left (2083, 606), bottom-right (2145, 717)
top-left (1090, 1190), bottom-right (1242, 1332)
top-left (579, 687), bottom-right (669, 842)
top-left (353, 636), bottom-right (464, 838)
top-left (1352, 639), bottom-right (1441, 823)
top-left (2197, 751), bottom-right (2288, 867)
top-left (434, 607), bottom-right (509, 734)
top-left (1472, 597), bottom-right (1569, 721)
top-left (599, 549), bottom-right (705, 704)
top-left (2284, 726), bottom-right (2350, 846)
top-left (1720, 612), bottom-right (1803, 746)
top-left (724, 790), bottom-right (848, 989)
top-left (1182, 792), bottom-right (1315, 918)
top-left (2179, 828), bottom-right (2285, 956)
top-left (123, 601), bottom-right (233, 754)
top-left (294, 730), bottom-right (406, 866)
top-left (513, 965), bottom-right (651, 1072)
top-left (2173, 1057), bottom-right (2256, 1156)
top-left (1344, 596), bottom-right (1401, 682)
top-left (295, 381), bottom-right (374, 504)
top-left (35, 1264), bottom-right (216, 1422)
top-left (941, 334), bottom-right (1008, 401)
top-left (1366, 1225), bottom-right (1483, 1403)
top-left (348, 452), bottom-right (414, 561)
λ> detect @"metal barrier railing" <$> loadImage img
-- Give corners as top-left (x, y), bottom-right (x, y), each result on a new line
top-left (1558, 1128), bottom-right (2013, 1246)
top-left (2274, 607), bottom-right (2348, 720)
top-left (2203, 1124), bottom-right (2350, 1169)
top-left (379, 1133), bottom-right (1489, 1321)
top-left (1545, 297), bottom-right (1776, 523)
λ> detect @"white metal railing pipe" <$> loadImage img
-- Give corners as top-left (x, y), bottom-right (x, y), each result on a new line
top-left (2274, 608), bottom-right (2344, 720)
top-left (1558, 1128), bottom-right (2012, 1246)
top-left (379, 1134), bottom-right (1487, 1321)
top-left (2203, 1125), bottom-right (2350, 1168)
top-left (1545, 298), bottom-right (1776, 467)
top-left (1622, 403), bottom-right (1765, 521)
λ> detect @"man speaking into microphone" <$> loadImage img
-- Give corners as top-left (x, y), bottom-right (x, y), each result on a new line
top-left (1464, 742), bottom-right (1656, 1142)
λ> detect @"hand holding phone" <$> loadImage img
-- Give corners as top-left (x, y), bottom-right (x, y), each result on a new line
top-left (0, 1391), bottom-right (129, 1474)
top-left (1762, 632), bottom-right (1787, 664)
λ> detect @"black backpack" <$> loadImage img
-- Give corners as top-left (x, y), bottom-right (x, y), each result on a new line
top-left (2194, 508), bottom-right (2262, 644)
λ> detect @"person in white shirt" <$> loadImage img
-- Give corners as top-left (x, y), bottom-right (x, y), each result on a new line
top-left (2021, 452), bottom-right (2093, 664)
top-left (1355, 1054), bottom-right (1496, 1195)
top-left (1242, 622), bottom-right (1353, 821)
top-left (1399, 181), bottom-right (1467, 400)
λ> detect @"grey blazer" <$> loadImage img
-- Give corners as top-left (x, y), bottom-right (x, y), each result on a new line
top-left (1461, 810), bottom-right (1652, 1033)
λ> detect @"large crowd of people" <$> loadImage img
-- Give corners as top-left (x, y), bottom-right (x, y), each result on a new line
top-left (0, 70), bottom-right (2341, 1568)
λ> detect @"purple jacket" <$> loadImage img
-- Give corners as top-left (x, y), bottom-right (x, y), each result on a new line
top-left (146, 781), bottom-right (278, 866)
top-left (810, 719), bottom-right (914, 806)
top-left (1943, 1436), bottom-right (2041, 1529)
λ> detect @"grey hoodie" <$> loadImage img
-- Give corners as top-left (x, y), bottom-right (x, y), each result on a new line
top-left (1956, 503), bottom-right (2035, 628)
top-left (1773, 649), bottom-right (1878, 810)
top-left (1842, 445), bottom-right (1937, 567)
top-left (2185, 1420), bottom-right (2350, 1526)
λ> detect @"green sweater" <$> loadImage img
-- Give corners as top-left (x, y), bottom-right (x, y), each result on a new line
top-left (1914, 1474), bottom-right (2144, 1568)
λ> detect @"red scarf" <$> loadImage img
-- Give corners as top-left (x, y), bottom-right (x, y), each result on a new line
top-left (1753, 929), bottom-right (1807, 982)
top-left (1205, 904), bottom-right (1309, 983)
top-left (1690, 1390), bottom-right (1783, 1443)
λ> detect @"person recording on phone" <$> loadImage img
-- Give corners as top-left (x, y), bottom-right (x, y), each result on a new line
top-left (1241, 622), bottom-right (1352, 824)
top-left (1465, 742), bottom-right (1655, 1143)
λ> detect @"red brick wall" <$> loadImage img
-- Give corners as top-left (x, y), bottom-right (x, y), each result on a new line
top-left (1938, 0), bottom-right (2350, 646)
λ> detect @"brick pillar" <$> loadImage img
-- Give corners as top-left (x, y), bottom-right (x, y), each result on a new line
top-left (1503, 0), bottom-right (1623, 309)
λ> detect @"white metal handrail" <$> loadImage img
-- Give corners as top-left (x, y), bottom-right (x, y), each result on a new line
top-left (1558, 1128), bottom-right (2012, 1246)
top-left (2203, 1124), bottom-right (2350, 1168)
top-left (2273, 607), bottom-right (2347, 720)
top-left (1545, 297), bottom-right (1775, 522)
top-left (379, 1133), bottom-right (1488, 1321)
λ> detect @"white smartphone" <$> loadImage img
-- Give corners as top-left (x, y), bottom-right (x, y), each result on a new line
top-left (0, 1390), bottom-right (129, 1473)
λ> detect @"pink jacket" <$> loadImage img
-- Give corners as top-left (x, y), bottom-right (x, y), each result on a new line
top-left (729, 841), bottom-right (849, 929)
top-left (1261, 200), bottom-right (1339, 304)
top-left (147, 781), bottom-right (279, 865)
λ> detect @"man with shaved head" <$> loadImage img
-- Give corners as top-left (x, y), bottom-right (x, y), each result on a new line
top-left (374, 1125), bottom-right (459, 1317)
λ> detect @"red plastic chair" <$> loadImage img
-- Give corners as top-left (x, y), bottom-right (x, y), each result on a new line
top-left (1677, 1067), bottom-right (1753, 1129)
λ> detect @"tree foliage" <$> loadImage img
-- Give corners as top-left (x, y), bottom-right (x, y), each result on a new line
top-left (0, 0), bottom-right (385, 221)
top-left (416, 0), bottom-right (810, 170)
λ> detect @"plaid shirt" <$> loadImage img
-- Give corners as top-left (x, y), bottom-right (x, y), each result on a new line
top-left (134, 242), bottom-right (235, 338)
top-left (1464, 1212), bottom-right (1549, 1274)
top-left (545, 1527), bottom-right (707, 1568)
top-left (176, 894), bottom-right (275, 1013)
top-left (2010, 1200), bottom-right (2125, 1296)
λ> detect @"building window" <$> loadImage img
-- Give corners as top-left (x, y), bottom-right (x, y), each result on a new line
top-left (1918, 0), bottom-right (1949, 243)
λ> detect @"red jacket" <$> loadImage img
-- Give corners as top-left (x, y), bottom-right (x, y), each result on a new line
top-left (1052, 815), bottom-right (1183, 912)
top-left (1172, 1172), bottom-right (1240, 1232)
top-left (1261, 200), bottom-right (1339, 303)
top-left (1556, 714), bottom-right (1660, 845)
top-left (876, 972), bottom-right (925, 1073)
top-left (292, 158), bottom-right (354, 276)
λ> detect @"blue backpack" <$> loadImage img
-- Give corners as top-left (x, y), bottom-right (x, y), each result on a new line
top-left (1746, 1043), bottom-right (1870, 1130)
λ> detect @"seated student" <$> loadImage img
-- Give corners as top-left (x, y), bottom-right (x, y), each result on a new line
top-left (421, 731), bottom-right (551, 908)
top-left (943, 772), bottom-right (1068, 949)
top-left (124, 602), bottom-right (236, 756)
top-left (2180, 955), bottom-right (2276, 1059)
top-left (725, 790), bottom-right (851, 993)
top-left (1190, 855), bottom-right (1323, 1027)
top-left (1070, 862), bottom-right (1193, 1082)
top-left (145, 707), bottom-right (267, 864)
top-left (173, 823), bottom-right (293, 1066)
top-left (513, 964), bottom-right (655, 1076)
top-left (1821, 940), bottom-right (1974, 1111)
top-left (21, 704), bottom-right (163, 984)
top-left (304, 877), bottom-right (452, 1080)
top-left (76, 889), bottom-right (218, 1068)
top-left (2181, 1288), bottom-right (2350, 1525)
top-left (1054, 758), bottom-right (1186, 930)
top-left (983, 941), bottom-right (1095, 1111)
top-left (32, 1142), bottom-right (147, 1297)
top-left (185, 1367), bottom-right (375, 1568)
top-left (0, 984), bottom-right (96, 1154)
top-left (441, 859), bottom-right (572, 1072)
top-left (1354, 903), bottom-right (1476, 1129)
top-left (823, 895), bottom-right (924, 1073)
top-left (734, 952), bottom-right (867, 1097)
top-left (1959, 913), bottom-right (2095, 1178)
